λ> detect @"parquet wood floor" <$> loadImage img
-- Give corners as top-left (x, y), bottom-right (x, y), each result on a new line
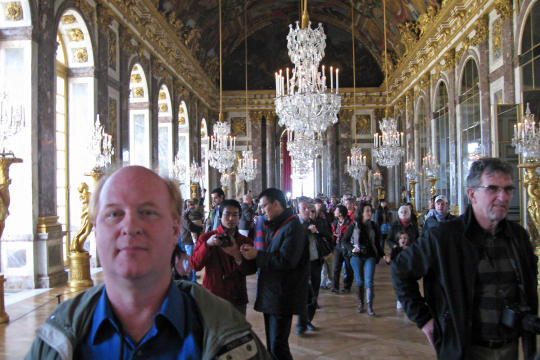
top-left (0, 263), bottom-right (435, 359)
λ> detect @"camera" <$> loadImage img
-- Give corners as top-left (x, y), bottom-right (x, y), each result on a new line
top-left (501, 305), bottom-right (540, 334)
top-left (217, 233), bottom-right (232, 247)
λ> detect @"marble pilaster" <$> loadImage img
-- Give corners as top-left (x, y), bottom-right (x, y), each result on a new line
top-left (265, 116), bottom-right (276, 189)
top-left (338, 110), bottom-right (353, 196)
top-left (326, 124), bottom-right (339, 196)
top-left (501, 17), bottom-right (515, 103)
top-left (249, 111), bottom-right (264, 195)
top-left (478, 39), bottom-right (492, 155)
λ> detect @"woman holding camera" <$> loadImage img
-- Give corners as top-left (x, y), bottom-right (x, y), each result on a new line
top-left (342, 202), bottom-right (384, 316)
top-left (191, 199), bottom-right (257, 315)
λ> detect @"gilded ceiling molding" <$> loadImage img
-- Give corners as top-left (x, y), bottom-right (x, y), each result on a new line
top-left (442, 48), bottom-right (456, 71)
top-left (99, 0), bottom-right (215, 108)
top-left (75, 0), bottom-right (95, 21)
top-left (96, 4), bottom-right (115, 28)
top-left (388, 0), bottom-right (504, 104)
top-left (494, 0), bottom-right (513, 19)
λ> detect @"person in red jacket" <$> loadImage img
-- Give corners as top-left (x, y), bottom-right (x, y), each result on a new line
top-left (191, 199), bottom-right (257, 315)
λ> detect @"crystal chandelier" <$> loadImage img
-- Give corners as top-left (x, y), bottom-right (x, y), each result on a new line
top-left (274, 0), bottom-right (341, 133)
top-left (208, 0), bottom-right (236, 174)
top-left (0, 92), bottom-right (25, 155)
top-left (405, 160), bottom-right (418, 181)
top-left (170, 154), bottom-right (186, 184)
top-left (89, 114), bottom-right (114, 171)
top-left (236, 4), bottom-right (258, 183)
top-left (373, 117), bottom-right (404, 167)
top-left (422, 152), bottom-right (438, 178)
top-left (512, 103), bottom-right (539, 162)
top-left (208, 120), bottom-right (236, 173)
top-left (287, 130), bottom-right (323, 161)
top-left (237, 150), bottom-right (257, 182)
top-left (374, 0), bottom-right (404, 168)
top-left (190, 161), bottom-right (202, 183)
top-left (345, 4), bottom-right (368, 182)
top-left (373, 170), bottom-right (382, 186)
top-left (291, 158), bottom-right (314, 180)
top-left (347, 145), bottom-right (368, 180)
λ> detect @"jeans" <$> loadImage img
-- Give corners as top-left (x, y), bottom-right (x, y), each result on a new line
top-left (332, 246), bottom-right (352, 290)
top-left (298, 260), bottom-right (322, 329)
top-left (263, 313), bottom-right (293, 360)
top-left (320, 254), bottom-right (334, 287)
top-left (183, 244), bottom-right (197, 282)
top-left (350, 256), bottom-right (376, 288)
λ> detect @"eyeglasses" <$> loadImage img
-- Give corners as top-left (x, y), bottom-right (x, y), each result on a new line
top-left (474, 184), bottom-right (515, 195)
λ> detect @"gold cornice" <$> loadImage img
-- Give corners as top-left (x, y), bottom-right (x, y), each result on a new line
top-left (388, 0), bottom-right (506, 103)
top-left (98, 0), bottom-right (216, 108)
top-left (37, 216), bottom-right (62, 234)
top-left (494, 0), bottom-right (512, 19)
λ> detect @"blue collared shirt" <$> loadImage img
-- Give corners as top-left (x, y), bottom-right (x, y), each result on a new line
top-left (77, 282), bottom-right (202, 359)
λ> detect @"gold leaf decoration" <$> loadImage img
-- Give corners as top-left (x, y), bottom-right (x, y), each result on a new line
top-left (68, 29), bottom-right (84, 42)
top-left (74, 48), bottom-right (88, 63)
top-left (159, 103), bottom-right (168, 112)
top-left (5, 2), bottom-right (23, 21)
top-left (158, 91), bottom-right (166, 100)
top-left (130, 73), bottom-right (142, 83)
top-left (133, 87), bottom-right (144, 98)
top-left (492, 18), bottom-right (503, 58)
top-left (179, 116), bottom-right (186, 125)
top-left (61, 15), bottom-right (76, 24)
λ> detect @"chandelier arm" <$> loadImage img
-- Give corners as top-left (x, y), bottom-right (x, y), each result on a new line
top-left (219, 0), bottom-right (223, 119)
top-left (351, 0), bottom-right (357, 146)
top-left (383, 0), bottom-right (389, 119)
top-left (244, 0), bottom-right (249, 149)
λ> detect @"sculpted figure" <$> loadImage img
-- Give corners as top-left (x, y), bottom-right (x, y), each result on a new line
top-left (70, 183), bottom-right (92, 253)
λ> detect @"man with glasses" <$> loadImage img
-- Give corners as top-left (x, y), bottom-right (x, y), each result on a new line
top-left (392, 158), bottom-right (537, 359)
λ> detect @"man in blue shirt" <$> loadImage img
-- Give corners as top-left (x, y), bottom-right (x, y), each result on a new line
top-left (26, 166), bottom-right (270, 360)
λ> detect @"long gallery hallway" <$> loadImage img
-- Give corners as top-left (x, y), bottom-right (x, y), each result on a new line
top-left (0, 263), bottom-right (434, 359)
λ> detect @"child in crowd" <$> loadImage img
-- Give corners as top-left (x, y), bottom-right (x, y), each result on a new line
top-left (384, 231), bottom-right (411, 309)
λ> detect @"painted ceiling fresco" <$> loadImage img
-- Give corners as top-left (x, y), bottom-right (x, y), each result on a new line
top-left (159, 0), bottom-right (442, 90)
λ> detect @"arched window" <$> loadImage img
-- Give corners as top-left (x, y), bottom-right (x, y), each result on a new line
top-left (129, 64), bottom-right (150, 167)
top-left (177, 101), bottom-right (190, 199)
top-left (157, 84), bottom-right (172, 176)
top-left (416, 97), bottom-right (428, 210)
top-left (56, 10), bottom-right (96, 263)
top-left (520, 2), bottom-right (540, 116)
top-left (433, 82), bottom-right (450, 199)
top-left (459, 59), bottom-right (481, 208)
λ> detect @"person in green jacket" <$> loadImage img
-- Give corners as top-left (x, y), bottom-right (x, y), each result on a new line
top-left (26, 166), bottom-right (270, 360)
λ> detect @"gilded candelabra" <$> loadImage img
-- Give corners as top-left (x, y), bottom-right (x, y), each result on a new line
top-left (512, 103), bottom-right (540, 285)
top-left (68, 115), bottom-right (112, 290)
top-left (0, 155), bottom-right (22, 323)
top-left (409, 180), bottom-right (418, 213)
top-left (427, 177), bottom-right (438, 197)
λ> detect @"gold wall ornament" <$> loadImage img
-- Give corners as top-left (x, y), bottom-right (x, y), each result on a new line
top-left (417, 5), bottom-right (439, 37)
top-left (179, 107), bottom-right (184, 114)
top-left (356, 114), bottom-right (371, 135)
top-left (75, 0), bottom-right (95, 20)
top-left (133, 87), bottom-right (144, 98)
top-left (159, 103), bottom-right (168, 112)
top-left (108, 31), bottom-right (117, 70)
top-left (442, 48), bottom-right (456, 70)
top-left (231, 117), bottom-right (246, 136)
top-left (398, 22), bottom-right (419, 56)
top-left (130, 73), bottom-right (142, 83)
top-left (494, 0), bottom-right (513, 19)
top-left (5, 2), bottom-right (23, 21)
top-left (61, 14), bottom-right (76, 24)
top-left (470, 16), bottom-right (489, 47)
top-left (179, 116), bottom-right (186, 125)
top-left (67, 29), bottom-right (84, 42)
top-left (159, 91), bottom-right (166, 100)
top-left (492, 17), bottom-right (503, 58)
top-left (74, 48), bottom-right (88, 63)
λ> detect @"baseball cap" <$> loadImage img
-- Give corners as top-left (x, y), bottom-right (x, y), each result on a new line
top-left (435, 195), bottom-right (448, 204)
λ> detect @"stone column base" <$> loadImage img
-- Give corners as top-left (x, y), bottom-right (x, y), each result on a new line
top-left (35, 216), bottom-right (67, 288)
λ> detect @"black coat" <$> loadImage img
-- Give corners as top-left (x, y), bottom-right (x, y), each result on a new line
top-left (420, 212), bottom-right (456, 238)
top-left (239, 202), bottom-right (257, 231)
top-left (342, 220), bottom-right (384, 261)
top-left (391, 205), bottom-right (538, 360)
top-left (254, 208), bottom-right (310, 315)
top-left (387, 220), bottom-right (419, 247)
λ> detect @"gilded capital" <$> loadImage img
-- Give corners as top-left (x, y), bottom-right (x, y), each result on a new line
top-left (494, 0), bottom-right (512, 20)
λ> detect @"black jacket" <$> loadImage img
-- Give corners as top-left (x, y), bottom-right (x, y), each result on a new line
top-left (387, 220), bottom-right (419, 247)
top-left (342, 220), bottom-right (384, 261)
top-left (254, 208), bottom-right (310, 315)
top-left (239, 202), bottom-right (257, 231)
top-left (420, 212), bottom-right (456, 238)
top-left (391, 205), bottom-right (538, 359)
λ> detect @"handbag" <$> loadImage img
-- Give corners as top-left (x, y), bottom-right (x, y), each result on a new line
top-left (316, 235), bottom-right (333, 257)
